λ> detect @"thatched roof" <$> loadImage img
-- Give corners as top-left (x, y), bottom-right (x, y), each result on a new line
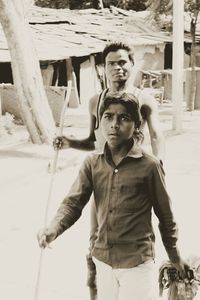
top-left (0, 6), bottom-right (172, 62)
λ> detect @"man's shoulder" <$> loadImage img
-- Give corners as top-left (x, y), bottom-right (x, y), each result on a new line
top-left (89, 89), bottom-right (108, 114)
top-left (133, 87), bottom-right (156, 106)
top-left (89, 94), bottom-right (99, 111)
top-left (142, 151), bottom-right (160, 167)
top-left (84, 151), bottom-right (102, 163)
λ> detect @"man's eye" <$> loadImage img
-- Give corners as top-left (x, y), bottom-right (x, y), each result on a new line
top-left (119, 60), bottom-right (126, 66)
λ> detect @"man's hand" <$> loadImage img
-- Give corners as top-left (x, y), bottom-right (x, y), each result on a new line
top-left (37, 227), bottom-right (57, 249)
top-left (53, 136), bottom-right (70, 150)
top-left (173, 259), bottom-right (190, 279)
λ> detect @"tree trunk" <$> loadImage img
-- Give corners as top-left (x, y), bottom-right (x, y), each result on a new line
top-left (0, 0), bottom-right (56, 144)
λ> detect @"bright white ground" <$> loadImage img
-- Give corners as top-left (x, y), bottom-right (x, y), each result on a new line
top-left (0, 105), bottom-right (200, 300)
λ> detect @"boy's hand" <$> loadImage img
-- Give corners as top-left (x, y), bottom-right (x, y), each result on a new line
top-left (53, 136), bottom-right (70, 150)
top-left (37, 228), bottom-right (57, 249)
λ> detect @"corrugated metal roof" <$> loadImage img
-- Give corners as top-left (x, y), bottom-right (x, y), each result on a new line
top-left (0, 6), bottom-right (172, 62)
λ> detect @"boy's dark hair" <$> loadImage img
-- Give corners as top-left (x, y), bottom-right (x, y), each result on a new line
top-left (99, 92), bottom-right (142, 130)
top-left (102, 41), bottom-right (134, 64)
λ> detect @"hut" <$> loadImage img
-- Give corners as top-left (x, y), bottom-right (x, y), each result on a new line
top-left (0, 6), bottom-right (190, 121)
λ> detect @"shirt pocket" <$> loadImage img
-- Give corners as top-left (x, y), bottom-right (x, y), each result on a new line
top-left (119, 180), bottom-right (145, 212)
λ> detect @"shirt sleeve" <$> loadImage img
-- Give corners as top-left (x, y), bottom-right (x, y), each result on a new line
top-left (89, 200), bottom-right (98, 252)
top-left (48, 155), bottom-right (93, 237)
top-left (148, 161), bottom-right (181, 263)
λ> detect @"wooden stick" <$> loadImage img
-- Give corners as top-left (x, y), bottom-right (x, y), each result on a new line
top-left (34, 74), bottom-right (72, 300)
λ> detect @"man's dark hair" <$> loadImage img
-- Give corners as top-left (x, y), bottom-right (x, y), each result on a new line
top-left (102, 41), bottom-right (134, 64)
top-left (99, 92), bottom-right (141, 129)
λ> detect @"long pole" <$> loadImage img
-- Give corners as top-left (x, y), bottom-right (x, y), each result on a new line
top-left (172, 0), bottom-right (184, 132)
top-left (34, 67), bottom-right (72, 300)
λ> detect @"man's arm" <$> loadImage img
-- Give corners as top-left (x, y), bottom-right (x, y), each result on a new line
top-left (54, 94), bottom-right (99, 151)
top-left (140, 91), bottom-right (165, 161)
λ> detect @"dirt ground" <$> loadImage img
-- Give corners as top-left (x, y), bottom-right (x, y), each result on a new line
top-left (0, 104), bottom-right (200, 300)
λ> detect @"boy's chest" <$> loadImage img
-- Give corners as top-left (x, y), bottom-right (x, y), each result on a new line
top-left (92, 160), bottom-right (150, 212)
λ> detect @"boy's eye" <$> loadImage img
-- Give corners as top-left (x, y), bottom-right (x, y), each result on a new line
top-left (103, 114), bottom-right (112, 120)
top-left (120, 115), bottom-right (132, 122)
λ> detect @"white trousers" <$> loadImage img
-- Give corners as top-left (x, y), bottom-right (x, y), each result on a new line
top-left (93, 257), bottom-right (158, 300)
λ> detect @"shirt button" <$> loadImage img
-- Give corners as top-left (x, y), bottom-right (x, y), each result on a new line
top-left (114, 169), bottom-right (118, 174)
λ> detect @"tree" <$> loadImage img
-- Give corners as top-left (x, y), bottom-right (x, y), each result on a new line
top-left (35, 0), bottom-right (147, 10)
top-left (147, 0), bottom-right (200, 111)
top-left (0, 0), bottom-right (56, 144)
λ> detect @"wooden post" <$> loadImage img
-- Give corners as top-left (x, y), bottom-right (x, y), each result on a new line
top-left (66, 58), bottom-right (79, 108)
top-left (172, 0), bottom-right (184, 132)
top-left (0, 92), bottom-right (2, 116)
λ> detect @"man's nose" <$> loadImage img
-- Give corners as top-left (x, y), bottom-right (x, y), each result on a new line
top-left (113, 63), bottom-right (121, 69)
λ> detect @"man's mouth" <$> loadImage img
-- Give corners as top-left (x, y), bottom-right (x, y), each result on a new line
top-left (115, 73), bottom-right (124, 76)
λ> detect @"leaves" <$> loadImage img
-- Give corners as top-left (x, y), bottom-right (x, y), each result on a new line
top-left (35, 0), bottom-right (147, 10)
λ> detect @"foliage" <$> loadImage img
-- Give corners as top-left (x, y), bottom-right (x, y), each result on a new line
top-left (35, 0), bottom-right (147, 10)
top-left (146, 0), bottom-right (172, 15)
top-left (0, 113), bottom-right (15, 137)
top-left (35, 0), bottom-right (70, 9)
top-left (185, 0), bottom-right (200, 14)
top-left (103, 0), bottom-right (146, 10)
top-left (146, 0), bottom-right (200, 16)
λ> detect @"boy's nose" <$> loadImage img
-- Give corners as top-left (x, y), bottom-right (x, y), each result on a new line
top-left (111, 119), bottom-right (119, 129)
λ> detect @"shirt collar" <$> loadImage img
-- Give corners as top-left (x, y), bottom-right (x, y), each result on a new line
top-left (96, 139), bottom-right (143, 159)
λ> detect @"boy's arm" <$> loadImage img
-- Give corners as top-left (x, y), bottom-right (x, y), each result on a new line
top-left (89, 200), bottom-right (98, 252)
top-left (38, 156), bottom-right (93, 248)
top-left (140, 92), bottom-right (165, 161)
top-left (54, 95), bottom-right (99, 151)
top-left (148, 161), bottom-right (180, 263)
top-left (148, 160), bottom-right (189, 278)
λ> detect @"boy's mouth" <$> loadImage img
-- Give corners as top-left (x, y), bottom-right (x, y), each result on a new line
top-left (109, 133), bottom-right (119, 136)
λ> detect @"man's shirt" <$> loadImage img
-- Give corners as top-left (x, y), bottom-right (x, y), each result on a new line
top-left (50, 142), bottom-right (180, 268)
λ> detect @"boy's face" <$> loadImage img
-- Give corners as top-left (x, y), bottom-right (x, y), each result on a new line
top-left (101, 103), bottom-right (135, 148)
top-left (105, 49), bottom-right (133, 83)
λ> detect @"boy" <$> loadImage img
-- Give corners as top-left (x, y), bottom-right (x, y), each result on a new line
top-left (38, 92), bottom-right (186, 300)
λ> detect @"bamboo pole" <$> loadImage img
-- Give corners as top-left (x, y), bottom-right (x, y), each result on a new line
top-left (34, 65), bottom-right (72, 300)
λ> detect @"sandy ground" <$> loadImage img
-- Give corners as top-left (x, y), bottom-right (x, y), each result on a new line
top-left (0, 104), bottom-right (200, 300)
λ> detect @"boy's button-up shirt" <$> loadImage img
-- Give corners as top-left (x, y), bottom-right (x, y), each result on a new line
top-left (50, 143), bottom-right (180, 268)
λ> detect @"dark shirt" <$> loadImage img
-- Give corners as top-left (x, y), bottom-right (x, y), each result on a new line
top-left (50, 142), bottom-right (180, 268)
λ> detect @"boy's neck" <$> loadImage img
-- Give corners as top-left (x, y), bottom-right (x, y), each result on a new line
top-left (108, 139), bottom-right (133, 166)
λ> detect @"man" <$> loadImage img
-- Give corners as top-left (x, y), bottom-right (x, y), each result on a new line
top-left (55, 41), bottom-right (165, 160)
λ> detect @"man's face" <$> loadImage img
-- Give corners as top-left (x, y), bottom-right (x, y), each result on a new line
top-left (105, 49), bottom-right (133, 83)
top-left (101, 103), bottom-right (135, 148)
